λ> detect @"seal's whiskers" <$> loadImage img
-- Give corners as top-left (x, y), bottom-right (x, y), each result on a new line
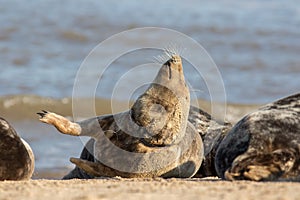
top-left (152, 44), bottom-right (185, 65)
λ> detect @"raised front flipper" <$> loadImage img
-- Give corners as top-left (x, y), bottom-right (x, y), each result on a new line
top-left (37, 110), bottom-right (81, 136)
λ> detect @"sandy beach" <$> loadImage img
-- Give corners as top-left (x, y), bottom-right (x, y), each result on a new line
top-left (1, 178), bottom-right (300, 200)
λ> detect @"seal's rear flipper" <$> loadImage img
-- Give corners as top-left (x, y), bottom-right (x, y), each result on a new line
top-left (62, 139), bottom-right (95, 179)
top-left (70, 157), bottom-right (125, 178)
top-left (225, 164), bottom-right (281, 181)
top-left (69, 157), bottom-right (164, 178)
top-left (70, 158), bottom-right (106, 177)
top-left (224, 149), bottom-right (296, 181)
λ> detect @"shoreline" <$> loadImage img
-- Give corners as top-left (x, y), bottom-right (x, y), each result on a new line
top-left (0, 94), bottom-right (261, 124)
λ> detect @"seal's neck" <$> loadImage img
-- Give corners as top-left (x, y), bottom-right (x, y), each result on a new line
top-left (131, 55), bottom-right (190, 146)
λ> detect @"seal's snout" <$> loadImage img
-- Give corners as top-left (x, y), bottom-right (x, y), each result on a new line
top-left (169, 55), bottom-right (183, 74)
top-left (153, 54), bottom-right (186, 92)
top-left (164, 55), bottom-right (182, 67)
top-left (170, 55), bottom-right (181, 65)
top-left (162, 55), bottom-right (183, 80)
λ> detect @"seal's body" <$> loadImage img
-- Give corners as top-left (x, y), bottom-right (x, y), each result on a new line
top-left (0, 118), bottom-right (34, 180)
top-left (188, 106), bottom-right (231, 177)
top-left (39, 55), bottom-right (204, 178)
top-left (61, 105), bottom-right (231, 179)
top-left (215, 93), bottom-right (300, 181)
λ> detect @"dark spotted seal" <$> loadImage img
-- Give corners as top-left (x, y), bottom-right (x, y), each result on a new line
top-left (188, 106), bottom-right (231, 177)
top-left (0, 117), bottom-right (34, 180)
top-left (38, 55), bottom-right (204, 178)
top-left (215, 93), bottom-right (300, 181)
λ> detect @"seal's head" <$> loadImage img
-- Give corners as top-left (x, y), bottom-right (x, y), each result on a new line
top-left (131, 54), bottom-right (190, 146)
top-left (153, 55), bottom-right (188, 96)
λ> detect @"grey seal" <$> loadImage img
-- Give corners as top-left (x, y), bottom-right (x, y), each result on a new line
top-left (58, 106), bottom-right (231, 179)
top-left (0, 117), bottom-right (34, 180)
top-left (215, 93), bottom-right (300, 181)
top-left (38, 55), bottom-right (204, 178)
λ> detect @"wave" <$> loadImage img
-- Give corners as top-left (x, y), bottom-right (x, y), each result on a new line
top-left (0, 95), bottom-right (260, 123)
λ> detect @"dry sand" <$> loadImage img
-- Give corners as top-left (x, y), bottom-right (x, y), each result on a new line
top-left (0, 177), bottom-right (299, 200)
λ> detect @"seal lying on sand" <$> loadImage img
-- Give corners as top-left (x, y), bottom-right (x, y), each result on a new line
top-left (215, 93), bottom-right (300, 181)
top-left (58, 106), bottom-right (231, 179)
top-left (38, 55), bottom-right (204, 178)
top-left (0, 117), bottom-right (34, 180)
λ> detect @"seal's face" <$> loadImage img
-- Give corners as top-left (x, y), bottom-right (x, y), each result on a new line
top-left (131, 55), bottom-right (190, 146)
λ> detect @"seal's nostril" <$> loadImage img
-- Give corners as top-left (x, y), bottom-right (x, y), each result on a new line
top-left (165, 60), bottom-right (171, 67)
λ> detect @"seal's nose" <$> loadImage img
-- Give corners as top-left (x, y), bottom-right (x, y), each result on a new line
top-left (164, 55), bottom-right (181, 67)
top-left (170, 55), bottom-right (181, 65)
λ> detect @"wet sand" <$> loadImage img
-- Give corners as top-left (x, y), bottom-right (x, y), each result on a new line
top-left (1, 178), bottom-right (299, 200)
